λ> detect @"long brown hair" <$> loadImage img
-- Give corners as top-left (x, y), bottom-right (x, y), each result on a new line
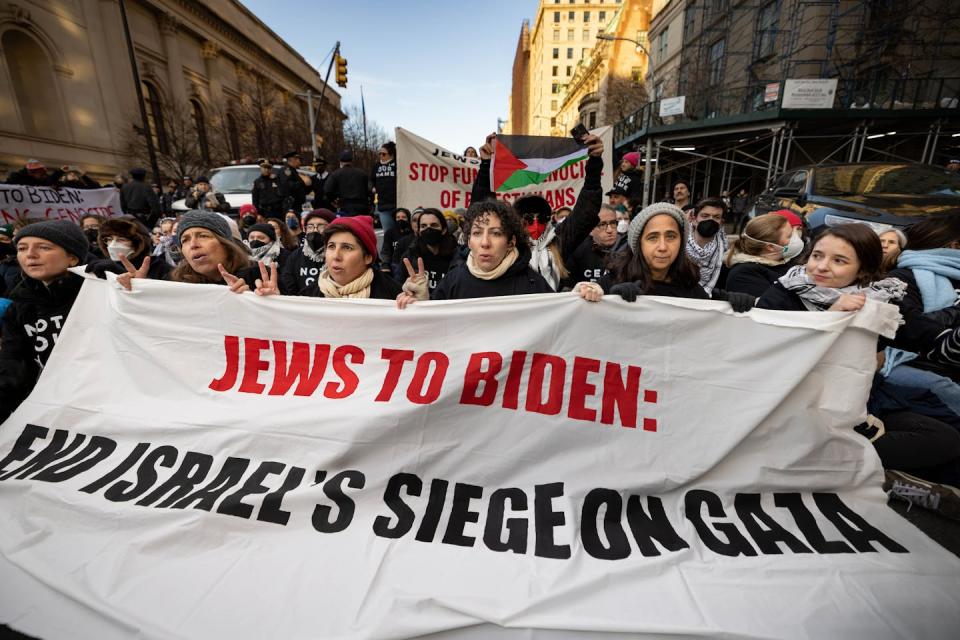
top-left (724, 214), bottom-right (788, 266)
top-left (171, 237), bottom-right (252, 283)
top-left (268, 217), bottom-right (300, 250)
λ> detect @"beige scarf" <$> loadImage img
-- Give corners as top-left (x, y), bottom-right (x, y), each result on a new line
top-left (317, 267), bottom-right (374, 299)
top-left (466, 247), bottom-right (519, 281)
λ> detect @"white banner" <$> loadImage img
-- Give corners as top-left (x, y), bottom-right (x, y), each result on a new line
top-left (1, 277), bottom-right (959, 639)
top-left (0, 185), bottom-right (121, 225)
top-left (397, 127), bottom-right (613, 212)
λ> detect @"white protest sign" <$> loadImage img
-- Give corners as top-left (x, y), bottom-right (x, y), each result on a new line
top-left (397, 127), bottom-right (613, 212)
top-left (782, 78), bottom-right (839, 109)
top-left (0, 278), bottom-right (958, 639)
top-left (0, 186), bottom-right (121, 224)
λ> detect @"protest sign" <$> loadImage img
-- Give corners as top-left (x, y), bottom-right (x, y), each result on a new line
top-left (0, 185), bottom-right (121, 224)
top-left (396, 127), bottom-right (613, 213)
top-left (0, 278), bottom-right (958, 639)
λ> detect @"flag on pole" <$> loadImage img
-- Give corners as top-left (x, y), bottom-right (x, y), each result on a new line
top-left (491, 135), bottom-right (589, 193)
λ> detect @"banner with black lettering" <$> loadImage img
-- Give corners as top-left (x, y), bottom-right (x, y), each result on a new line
top-left (0, 277), bottom-right (958, 639)
top-left (396, 127), bottom-right (613, 212)
top-left (0, 185), bottom-right (121, 224)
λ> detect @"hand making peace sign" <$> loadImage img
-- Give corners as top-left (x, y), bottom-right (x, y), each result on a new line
top-left (254, 261), bottom-right (280, 297)
top-left (396, 257), bottom-right (429, 309)
top-left (115, 254), bottom-right (150, 291)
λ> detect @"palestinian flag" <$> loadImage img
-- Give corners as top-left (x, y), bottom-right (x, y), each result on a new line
top-left (492, 135), bottom-right (589, 193)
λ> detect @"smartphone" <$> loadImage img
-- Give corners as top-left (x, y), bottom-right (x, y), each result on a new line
top-left (570, 123), bottom-right (589, 145)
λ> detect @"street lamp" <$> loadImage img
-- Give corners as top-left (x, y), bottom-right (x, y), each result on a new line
top-left (596, 33), bottom-right (657, 207)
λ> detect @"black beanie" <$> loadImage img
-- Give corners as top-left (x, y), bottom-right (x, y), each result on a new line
top-left (247, 223), bottom-right (276, 242)
top-left (14, 220), bottom-right (89, 263)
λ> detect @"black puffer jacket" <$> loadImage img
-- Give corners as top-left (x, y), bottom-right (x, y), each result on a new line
top-left (725, 261), bottom-right (793, 298)
top-left (432, 245), bottom-right (552, 300)
top-left (0, 273), bottom-right (84, 418)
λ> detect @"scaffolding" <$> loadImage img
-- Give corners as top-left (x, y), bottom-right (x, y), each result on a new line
top-left (614, 0), bottom-right (960, 206)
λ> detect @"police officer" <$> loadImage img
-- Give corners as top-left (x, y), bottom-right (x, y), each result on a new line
top-left (252, 160), bottom-right (283, 218)
top-left (120, 168), bottom-right (161, 228)
top-left (277, 151), bottom-right (308, 213)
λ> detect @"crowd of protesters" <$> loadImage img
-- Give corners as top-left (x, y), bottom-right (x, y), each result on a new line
top-left (1, 137), bottom-right (959, 522)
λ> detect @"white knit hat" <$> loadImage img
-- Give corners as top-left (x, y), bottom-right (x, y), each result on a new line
top-left (627, 202), bottom-right (688, 254)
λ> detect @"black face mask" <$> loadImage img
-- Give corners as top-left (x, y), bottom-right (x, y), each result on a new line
top-left (83, 228), bottom-right (100, 243)
top-left (249, 240), bottom-right (267, 250)
top-left (696, 219), bottom-right (721, 238)
top-left (242, 215), bottom-right (257, 226)
top-left (306, 232), bottom-right (324, 252)
top-left (396, 219), bottom-right (411, 233)
top-left (421, 228), bottom-right (443, 245)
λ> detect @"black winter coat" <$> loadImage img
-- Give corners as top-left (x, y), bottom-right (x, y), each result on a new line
top-left (598, 274), bottom-right (709, 300)
top-left (725, 261), bottom-right (793, 298)
top-left (252, 174), bottom-right (283, 217)
top-left (755, 282), bottom-right (807, 311)
top-left (432, 247), bottom-right (552, 300)
top-left (184, 190), bottom-right (229, 213)
top-left (403, 237), bottom-right (457, 291)
top-left (277, 165), bottom-right (308, 212)
top-left (613, 169), bottom-right (644, 203)
top-left (562, 237), bottom-right (615, 289)
top-left (302, 269), bottom-right (401, 301)
top-left (0, 273), bottom-right (84, 418)
top-left (5, 168), bottom-right (58, 187)
top-left (121, 180), bottom-right (161, 225)
top-left (372, 160), bottom-right (397, 210)
top-left (325, 166), bottom-right (371, 215)
top-left (87, 252), bottom-right (171, 282)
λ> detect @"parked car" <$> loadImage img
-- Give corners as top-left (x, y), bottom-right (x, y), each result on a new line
top-left (743, 162), bottom-right (960, 234)
top-left (172, 164), bottom-right (316, 216)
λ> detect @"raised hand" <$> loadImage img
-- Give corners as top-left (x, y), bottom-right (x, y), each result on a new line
top-left (401, 257), bottom-right (430, 300)
top-left (583, 133), bottom-right (603, 158)
top-left (116, 254), bottom-right (150, 291)
top-left (479, 132), bottom-right (497, 160)
top-left (254, 261), bottom-right (280, 296)
top-left (218, 263), bottom-right (250, 294)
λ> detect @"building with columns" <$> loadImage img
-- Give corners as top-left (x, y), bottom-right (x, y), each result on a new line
top-left (0, 0), bottom-right (343, 181)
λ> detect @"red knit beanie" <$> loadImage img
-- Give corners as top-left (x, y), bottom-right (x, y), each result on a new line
top-left (325, 215), bottom-right (377, 257)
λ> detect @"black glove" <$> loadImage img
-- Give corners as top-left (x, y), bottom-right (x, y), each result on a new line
top-left (85, 259), bottom-right (123, 279)
top-left (712, 289), bottom-right (756, 313)
top-left (610, 282), bottom-right (642, 303)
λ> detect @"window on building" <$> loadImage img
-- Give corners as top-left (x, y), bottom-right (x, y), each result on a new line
top-left (683, 6), bottom-right (697, 41)
top-left (552, 65), bottom-right (558, 76)
top-left (567, 65), bottom-right (573, 76)
top-left (568, 11), bottom-right (574, 20)
top-left (756, 0), bottom-right (779, 59)
top-left (190, 99), bottom-right (210, 164)
top-left (567, 47), bottom-right (573, 59)
top-left (599, 10), bottom-right (606, 22)
top-left (142, 81), bottom-right (168, 154)
top-left (588, 111), bottom-right (597, 128)
top-left (631, 67), bottom-right (643, 83)
top-left (582, 47), bottom-right (589, 58)
top-left (709, 39), bottom-right (725, 85)
top-left (2, 29), bottom-right (66, 138)
top-left (551, 117), bottom-right (557, 127)
top-left (568, 28), bottom-right (574, 39)
top-left (584, 11), bottom-right (591, 22)
top-left (552, 83), bottom-right (560, 94)
top-left (226, 112), bottom-right (240, 159)
top-left (551, 100), bottom-right (558, 110)
top-left (658, 28), bottom-right (669, 61)
top-left (553, 28), bottom-right (560, 40)
top-left (583, 28), bottom-right (589, 40)
top-left (553, 47), bottom-right (559, 59)
top-left (655, 82), bottom-right (665, 100)
top-left (554, 11), bottom-right (560, 22)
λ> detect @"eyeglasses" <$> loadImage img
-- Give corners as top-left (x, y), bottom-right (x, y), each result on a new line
top-left (596, 221), bottom-right (619, 230)
top-left (304, 224), bottom-right (325, 232)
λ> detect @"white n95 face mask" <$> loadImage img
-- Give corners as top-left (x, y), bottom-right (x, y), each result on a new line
top-left (617, 220), bottom-right (629, 234)
top-left (782, 232), bottom-right (805, 260)
top-left (107, 241), bottom-right (134, 261)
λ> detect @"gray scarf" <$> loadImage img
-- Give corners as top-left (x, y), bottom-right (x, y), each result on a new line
top-left (778, 265), bottom-right (907, 311)
top-left (250, 240), bottom-right (282, 266)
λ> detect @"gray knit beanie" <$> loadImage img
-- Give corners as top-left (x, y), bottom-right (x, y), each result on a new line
top-left (177, 210), bottom-right (232, 245)
top-left (627, 202), bottom-right (688, 254)
top-left (14, 219), bottom-right (89, 263)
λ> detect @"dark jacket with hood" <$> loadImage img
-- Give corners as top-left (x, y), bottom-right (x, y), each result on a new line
top-left (302, 268), bottom-right (401, 300)
top-left (0, 272), bottom-right (84, 418)
top-left (432, 244), bottom-right (552, 300)
top-left (85, 217), bottom-right (171, 281)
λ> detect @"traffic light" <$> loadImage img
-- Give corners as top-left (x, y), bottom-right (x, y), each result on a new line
top-left (335, 55), bottom-right (348, 88)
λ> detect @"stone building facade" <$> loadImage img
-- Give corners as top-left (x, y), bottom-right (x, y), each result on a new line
top-left (0, 0), bottom-right (343, 181)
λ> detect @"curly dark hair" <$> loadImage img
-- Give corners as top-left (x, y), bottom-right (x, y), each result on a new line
top-left (607, 215), bottom-right (699, 292)
top-left (464, 199), bottom-right (530, 248)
